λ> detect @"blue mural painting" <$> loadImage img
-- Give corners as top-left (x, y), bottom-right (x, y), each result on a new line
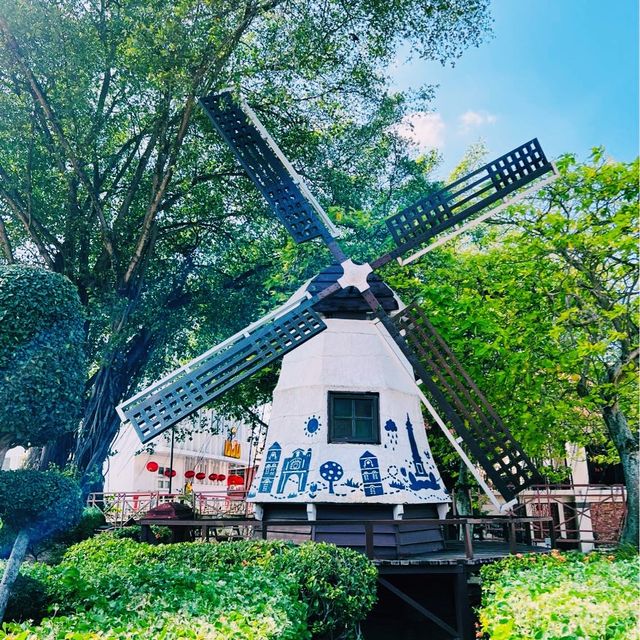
top-left (384, 419), bottom-right (398, 449)
top-left (386, 465), bottom-right (406, 491)
top-left (319, 460), bottom-right (344, 494)
top-left (277, 448), bottom-right (312, 494)
top-left (404, 415), bottom-right (441, 491)
top-left (359, 451), bottom-right (384, 496)
top-left (304, 415), bottom-right (321, 437)
top-left (258, 442), bottom-right (282, 493)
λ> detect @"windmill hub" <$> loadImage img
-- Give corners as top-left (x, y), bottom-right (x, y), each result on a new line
top-left (337, 259), bottom-right (373, 293)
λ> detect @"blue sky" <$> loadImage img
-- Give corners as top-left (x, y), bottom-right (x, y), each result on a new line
top-left (391, 0), bottom-right (639, 177)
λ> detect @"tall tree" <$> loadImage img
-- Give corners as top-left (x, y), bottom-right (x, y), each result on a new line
top-left (515, 150), bottom-right (638, 546)
top-left (388, 150), bottom-right (638, 544)
top-left (0, 0), bottom-right (491, 489)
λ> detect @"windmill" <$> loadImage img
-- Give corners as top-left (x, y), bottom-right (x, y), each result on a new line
top-left (117, 91), bottom-right (557, 534)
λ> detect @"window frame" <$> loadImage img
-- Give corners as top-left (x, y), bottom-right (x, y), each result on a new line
top-left (327, 391), bottom-right (380, 444)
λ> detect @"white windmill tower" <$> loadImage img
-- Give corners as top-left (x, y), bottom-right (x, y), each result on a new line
top-left (117, 91), bottom-right (557, 558)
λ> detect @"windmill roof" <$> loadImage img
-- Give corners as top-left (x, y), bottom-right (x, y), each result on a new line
top-left (307, 264), bottom-right (399, 316)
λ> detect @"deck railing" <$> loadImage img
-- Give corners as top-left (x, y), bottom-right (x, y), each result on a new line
top-left (87, 491), bottom-right (253, 527)
top-left (135, 515), bottom-right (554, 561)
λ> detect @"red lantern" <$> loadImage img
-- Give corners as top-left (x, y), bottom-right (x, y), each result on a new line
top-left (164, 469), bottom-right (176, 477)
top-left (195, 472), bottom-right (206, 480)
top-left (185, 470), bottom-right (195, 479)
top-left (146, 461), bottom-right (159, 472)
top-left (209, 473), bottom-right (218, 481)
top-left (228, 474), bottom-right (244, 485)
top-left (217, 474), bottom-right (226, 482)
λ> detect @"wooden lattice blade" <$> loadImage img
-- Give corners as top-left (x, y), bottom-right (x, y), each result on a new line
top-left (376, 139), bottom-right (554, 265)
top-left (200, 91), bottom-right (337, 245)
top-left (117, 299), bottom-right (326, 443)
top-left (385, 303), bottom-right (543, 503)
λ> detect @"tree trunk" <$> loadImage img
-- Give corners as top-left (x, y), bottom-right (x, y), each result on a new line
top-left (455, 459), bottom-right (473, 517)
top-left (602, 404), bottom-right (639, 548)
top-left (74, 364), bottom-right (131, 496)
top-left (0, 529), bottom-right (29, 623)
top-left (0, 444), bottom-right (10, 469)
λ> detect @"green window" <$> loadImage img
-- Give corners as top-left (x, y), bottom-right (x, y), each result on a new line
top-left (328, 391), bottom-right (380, 443)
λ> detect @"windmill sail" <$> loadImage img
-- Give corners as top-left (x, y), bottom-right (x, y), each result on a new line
top-left (117, 297), bottom-right (326, 443)
top-left (200, 91), bottom-right (338, 245)
top-left (371, 139), bottom-right (555, 268)
top-left (378, 303), bottom-right (542, 503)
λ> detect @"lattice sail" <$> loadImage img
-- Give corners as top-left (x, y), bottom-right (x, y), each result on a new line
top-left (385, 139), bottom-right (553, 260)
top-left (200, 91), bottom-right (337, 244)
top-left (118, 299), bottom-right (326, 443)
top-left (391, 303), bottom-right (543, 502)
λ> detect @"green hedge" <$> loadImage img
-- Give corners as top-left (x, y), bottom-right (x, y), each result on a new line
top-left (478, 549), bottom-right (639, 640)
top-left (2, 536), bottom-right (378, 639)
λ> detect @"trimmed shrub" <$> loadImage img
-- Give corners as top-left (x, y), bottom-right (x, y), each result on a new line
top-left (478, 549), bottom-right (639, 640)
top-left (0, 470), bottom-right (83, 543)
top-left (3, 536), bottom-right (378, 639)
top-left (2, 572), bottom-right (48, 623)
top-left (0, 265), bottom-right (85, 451)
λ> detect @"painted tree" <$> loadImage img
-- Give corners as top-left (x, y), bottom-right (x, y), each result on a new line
top-left (388, 150), bottom-right (638, 545)
top-left (0, 0), bottom-right (490, 489)
top-left (319, 461), bottom-right (344, 494)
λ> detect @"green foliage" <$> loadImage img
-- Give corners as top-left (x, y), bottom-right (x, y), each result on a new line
top-left (25, 507), bottom-right (108, 564)
top-left (0, 266), bottom-right (85, 450)
top-left (3, 536), bottom-right (377, 639)
top-left (478, 550), bottom-right (640, 640)
top-left (61, 507), bottom-right (106, 545)
top-left (0, 470), bottom-right (82, 542)
top-left (0, 570), bottom-right (48, 624)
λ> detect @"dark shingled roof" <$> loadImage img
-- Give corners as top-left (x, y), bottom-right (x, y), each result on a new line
top-left (307, 263), bottom-right (399, 316)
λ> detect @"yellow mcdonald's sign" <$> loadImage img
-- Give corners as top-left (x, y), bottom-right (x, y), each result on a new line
top-left (224, 440), bottom-right (241, 459)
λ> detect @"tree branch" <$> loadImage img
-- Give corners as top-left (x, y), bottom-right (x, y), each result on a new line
top-left (0, 15), bottom-right (116, 262)
top-left (121, 0), bottom-right (267, 287)
top-left (0, 214), bottom-right (14, 263)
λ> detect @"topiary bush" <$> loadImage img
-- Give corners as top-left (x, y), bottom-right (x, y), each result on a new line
top-left (0, 570), bottom-right (49, 624)
top-left (478, 549), bottom-right (639, 640)
top-left (0, 470), bottom-right (83, 543)
top-left (3, 536), bottom-right (378, 639)
top-left (0, 265), bottom-right (86, 452)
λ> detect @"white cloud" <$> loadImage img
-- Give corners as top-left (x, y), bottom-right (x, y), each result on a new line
top-left (458, 110), bottom-right (497, 132)
top-left (395, 112), bottom-right (446, 151)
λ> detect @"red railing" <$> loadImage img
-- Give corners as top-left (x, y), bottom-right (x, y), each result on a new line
top-left (87, 491), bottom-right (254, 527)
top-left (519, 483), bottom-right (627, 547)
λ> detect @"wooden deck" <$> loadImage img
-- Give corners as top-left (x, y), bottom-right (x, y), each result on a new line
top-left (137, 515), bottom-right (553, 562)
top-left (375, 540), bottom-right (549, 569)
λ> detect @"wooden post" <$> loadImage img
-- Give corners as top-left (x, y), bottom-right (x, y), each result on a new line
top-left (140, 523), bottom-right (152, 544)
top-left (508, 520), bottom-right (517, 554)
top-left (525, 519), bottom-right (533, 546)
top-left (548, 517), bottom-right (557, 549)
top-left (454, 563), bottom-right (474, 640)
top-left (463, 521), bottom-right (474, 560)
top-left (365, 522), bottom-right (374, 559)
